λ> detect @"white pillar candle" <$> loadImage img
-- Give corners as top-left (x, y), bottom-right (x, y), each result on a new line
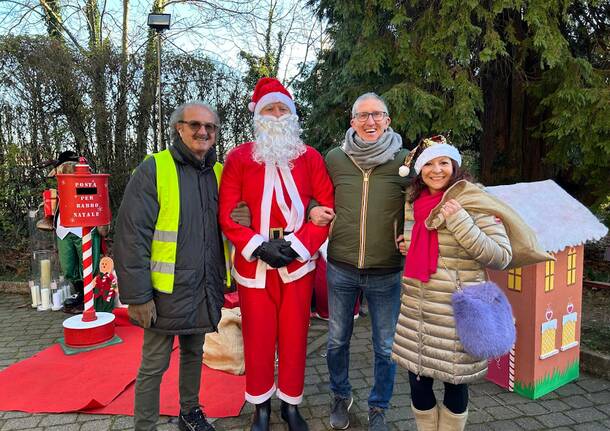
top-left (40, 288), bottom-right (50, 309)
top-left (29, 281), bottom-right (39, 308)
top-left (40, 259), bottom-right (51, 289)
top-left (40, 289), bottom-right (51, 310)
top-left (52, 291), bottom-right (62, 310)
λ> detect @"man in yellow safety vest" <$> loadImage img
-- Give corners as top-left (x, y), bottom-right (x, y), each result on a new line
top-left (115, 101), bottom-right (225, 431)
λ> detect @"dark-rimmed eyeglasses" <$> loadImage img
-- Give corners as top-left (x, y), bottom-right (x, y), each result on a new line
top-left (353, 111), bottom-right (388, 122)
top-left (178, 120), bottom-right (219, 134)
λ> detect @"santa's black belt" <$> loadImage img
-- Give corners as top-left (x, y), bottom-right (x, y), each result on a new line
top-left (269, 228), bottom-right (293, 239)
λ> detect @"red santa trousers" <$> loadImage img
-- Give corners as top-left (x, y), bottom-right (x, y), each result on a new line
top-left (238, 270), bottom-right (314, 405)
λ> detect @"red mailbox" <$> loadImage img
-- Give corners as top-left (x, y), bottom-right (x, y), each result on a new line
top-left (56, 157), bottom-right (111, 228)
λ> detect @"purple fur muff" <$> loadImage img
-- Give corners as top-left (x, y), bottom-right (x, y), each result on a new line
top-left (451, 281), bottom-right (516, 360)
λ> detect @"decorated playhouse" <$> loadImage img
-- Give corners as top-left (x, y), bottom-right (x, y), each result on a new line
top-left (484, 180), bottom-right (608, 399)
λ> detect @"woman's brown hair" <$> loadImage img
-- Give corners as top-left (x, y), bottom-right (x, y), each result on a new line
top-left (406, 160), bottom-right (474, 203)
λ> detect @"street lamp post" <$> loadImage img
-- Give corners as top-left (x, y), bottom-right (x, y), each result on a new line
top-left (147, 13), bottom-right (171, 149)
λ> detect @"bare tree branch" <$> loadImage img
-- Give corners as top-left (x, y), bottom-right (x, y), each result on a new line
top-left (37, 0), bottom-right (86, 52)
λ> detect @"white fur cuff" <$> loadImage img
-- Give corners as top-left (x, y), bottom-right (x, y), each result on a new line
top-left (284, 233), bottom-right (310, 262)
top-left (253, 93), bottom-right (296, 115)
top-left (243, 234), bottom-right (265, 262)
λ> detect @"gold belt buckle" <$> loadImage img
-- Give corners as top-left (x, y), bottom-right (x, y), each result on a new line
top-left (269, 227), bottom-right (284, 240)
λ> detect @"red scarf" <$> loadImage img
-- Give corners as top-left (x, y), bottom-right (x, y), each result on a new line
top-left (404, 189), bottom-right (444, 282)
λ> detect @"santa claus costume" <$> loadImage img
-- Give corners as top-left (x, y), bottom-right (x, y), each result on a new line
top-left (219, 78), bottom-right (334, 429)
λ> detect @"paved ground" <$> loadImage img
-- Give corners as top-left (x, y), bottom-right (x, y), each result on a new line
top-left (1, 292), bottom-right (610, 430)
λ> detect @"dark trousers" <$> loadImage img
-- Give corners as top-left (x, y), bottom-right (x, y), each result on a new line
top-left (408, 371), bottom-right (468, 414)
top-left (134, 329), bottom-right (205, 431)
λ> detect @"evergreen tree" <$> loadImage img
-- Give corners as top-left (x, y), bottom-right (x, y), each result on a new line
top-left (297, 0), bottom-right (609, 206)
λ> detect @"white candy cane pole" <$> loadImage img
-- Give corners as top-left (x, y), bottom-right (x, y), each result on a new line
top-left (509, 317), bottom-right (516, 391)
top-left (508, 343), bottom-right (515, 392)
top-left (81, 226), bottom-right (97, 322)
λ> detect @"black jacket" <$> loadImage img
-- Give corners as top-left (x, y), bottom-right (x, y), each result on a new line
top-left (114, 138), bottom-right (225, 334)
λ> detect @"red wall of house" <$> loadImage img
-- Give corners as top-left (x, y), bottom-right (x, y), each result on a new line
top-left (489, 245), bottom-right (583, 389)
top-left (488, 265), bottom-right (537, 386)
top-left (532, 246), bottom-right (582, 385)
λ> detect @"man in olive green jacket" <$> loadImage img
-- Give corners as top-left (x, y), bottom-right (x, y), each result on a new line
top-left (313, 93), bottom-right (410, 431)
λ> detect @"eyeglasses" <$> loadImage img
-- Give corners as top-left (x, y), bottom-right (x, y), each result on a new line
top-left (178, 120), bottom-right (219, 134)
top-left (353, 111), bottom-right (388, 122)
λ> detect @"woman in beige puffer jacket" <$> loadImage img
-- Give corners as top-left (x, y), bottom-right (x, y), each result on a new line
top-left (393, 136), bottom-right (512, 431)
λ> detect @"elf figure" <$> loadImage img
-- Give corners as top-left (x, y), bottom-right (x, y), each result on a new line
top-left (93, 256), bottom-right (117, 313)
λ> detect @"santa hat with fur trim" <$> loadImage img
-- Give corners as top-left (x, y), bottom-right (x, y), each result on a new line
top-left (398, 135), bottom-right (461, 177)
top-left (248, 77), bottom-right (297, 116)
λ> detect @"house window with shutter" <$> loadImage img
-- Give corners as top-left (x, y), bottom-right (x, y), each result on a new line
top-left (545, 259), bottom-right (555, 292)
top-left (567, 248), bottom-right (577, 285)
top-left (508, 267), bottom-right (522, 291)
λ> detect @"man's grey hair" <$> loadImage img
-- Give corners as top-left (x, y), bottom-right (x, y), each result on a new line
top-left (169, 101), bottom-right (220, 139)
top-left (351, 92), bottom-right (389, 117)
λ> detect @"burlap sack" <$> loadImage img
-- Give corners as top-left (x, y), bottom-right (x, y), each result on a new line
top-left (203, 307), bottom-right (245, 375)
top-left (426, 180), bottom-right (554, 269)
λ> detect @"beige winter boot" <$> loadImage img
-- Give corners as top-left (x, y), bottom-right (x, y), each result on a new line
top-left (411, 403), bottom-right (438, 431)
top-left (438, 404), bottom-right (467, 431)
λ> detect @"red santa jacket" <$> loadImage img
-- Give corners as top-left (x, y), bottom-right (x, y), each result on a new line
top-left (219, 142), bottom-right (334, 288)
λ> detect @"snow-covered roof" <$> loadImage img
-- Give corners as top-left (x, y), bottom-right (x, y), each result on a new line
top-left (486, 180), bottom-right (608, 253)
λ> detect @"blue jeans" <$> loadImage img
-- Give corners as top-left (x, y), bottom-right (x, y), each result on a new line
top-left (326, 261), bottom-right (401, 409)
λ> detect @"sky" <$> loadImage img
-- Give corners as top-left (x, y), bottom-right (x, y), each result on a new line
top-left (0, 0), bottom-right (324, 82)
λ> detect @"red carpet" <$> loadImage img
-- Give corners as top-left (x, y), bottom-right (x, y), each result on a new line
top-left (88, 354), bottom-right (246, 418)
top-left (112, 307), bottom-right (132, 327)
top-left (0, 323), bottom-right (246, 418)
top-left (0, 326), bottom-right (143, 412)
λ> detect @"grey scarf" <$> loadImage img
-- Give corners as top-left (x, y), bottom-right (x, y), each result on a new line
top-left (342, 127), bottom-right (402, 170)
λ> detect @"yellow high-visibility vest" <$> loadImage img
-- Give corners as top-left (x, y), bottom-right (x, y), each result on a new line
top-left (213, 163), bottom-right (233, 288)
top-left (150, 150), bottom-right (227, 293)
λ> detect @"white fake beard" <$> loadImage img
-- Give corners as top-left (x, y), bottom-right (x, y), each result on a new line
top-left (252, 114), bottom-right (306, 167)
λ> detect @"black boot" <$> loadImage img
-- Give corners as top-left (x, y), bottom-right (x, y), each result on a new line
top-left (280, 400), bottom-right (308, 431)
top-left (179, 406), bottom-right (215, 431)
top-left (63, 280), bottom-right (84, 313)
top-left (250, 399), bottom-right (271, 431)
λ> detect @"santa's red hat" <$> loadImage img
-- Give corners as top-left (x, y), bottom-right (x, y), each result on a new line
top-left (248, 77), bottom-right (296, 116)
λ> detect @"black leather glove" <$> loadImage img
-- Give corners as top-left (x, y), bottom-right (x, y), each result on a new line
top-left (253, 239), bottom-right (298, 268)
top-left (279, 242), bottom-right (299, 259)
